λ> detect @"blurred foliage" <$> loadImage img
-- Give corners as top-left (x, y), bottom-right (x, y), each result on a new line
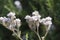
top-left (0, 0), bottom-right (60, 40)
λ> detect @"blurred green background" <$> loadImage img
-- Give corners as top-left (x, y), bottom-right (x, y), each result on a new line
top-left (0, 0), bottom-right (60, 40)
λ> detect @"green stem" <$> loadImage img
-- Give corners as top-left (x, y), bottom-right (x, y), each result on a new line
top-left (26, 33), bottom-right (28, 40)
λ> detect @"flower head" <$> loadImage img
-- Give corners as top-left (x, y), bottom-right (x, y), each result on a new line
top-left (32, 16), bottom-right (38, 21)
top-left (2, 17), bottom-right (8, 22)
top-left (40, 17), bottom-right (52, 26)
top-left (7, 12), bottom-right (16, 20)
top-left (7, 12), bottom-right (15, 17)
top-left (15, 18), bottom-right (21, 22)
top-left (0, 17), bottom-right (8, 23)
top-left (32, 10), bottom-right (40, 16)
top-left (43, 21), bottom-right (52, 26)
top-left (45, 16), bottom-right (52, 21)
top-left (0, 17), bottom-right (4, 21)
top-left (15, 18), bottom-right (21, 27)
top-left (25, 15), bottom-right (31, 20)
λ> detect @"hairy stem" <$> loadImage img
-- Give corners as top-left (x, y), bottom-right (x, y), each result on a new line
top-left (34, 31), bottom-right (41, 40)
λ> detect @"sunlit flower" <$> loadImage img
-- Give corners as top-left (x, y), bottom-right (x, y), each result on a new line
top-left (32, 16), bottom-right (40, 21)
top-left (8, 18), bottom-right (21, 30)
top-left (40, 17), bottom-right (52, 26)
top-left (25, 15), bottom-right (33, 21)
top-left (0, 17), bottom-right (4, 21)
top-left (32, 10), bottom-right (39, 16)
top-left (32, 16), bottom-right (41, 27)
top-left (0, 17), bottom-right (9, 23)
top-left (7, 12), bottom-right (16, 20)
top-left (15, 18), bottom-right (21, 27)
top-left (7, 12), bottom-right (15, 17)
top-left (43, 21), bottom-right (52, 26)
top-left (32, 16), bottom-right (38, 21)
top-left (45, 16), bottom-right (52, 21)
top-left (3, 17), bottom-right (8, 22)
top-left (32, 10), bottom-right (41, 16)
top-left (40, 17), bottom-right (52, 31)
top-left (25, 15), bottom-right (31, 19)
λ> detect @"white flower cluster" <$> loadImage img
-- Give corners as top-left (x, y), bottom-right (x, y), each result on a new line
top-left (25, 10), bottom-right (52, 31)
top-left (40, 16), bottom-right (52, 31)
top-left (0, 12), bottom-right (21, 31)
top-left (25, 11), bottom-right (41, 21)
top-left (15, 18), bottom-right (21, 27)
top-left (40, 16), bottom-right (52, 26)
top-left (25, 11), bottom-right (41, 30)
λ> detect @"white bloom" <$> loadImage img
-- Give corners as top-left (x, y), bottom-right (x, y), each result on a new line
top-left (41, 20), bottom-right (52, 31)
top-left (32, 10), bottom-right (40, 16)
top-left (40, 17), bottom-right (52, 25)
top-left (45, 16), bottom-right (52, 21)
top-left (7, 12), bottom-right (16, 20)
top-left (32, 15), bottom-right (41, 21)
top-left (15, 18), bottom-right (21, 22)
top-left (37, 15), bottom-right (41, 18)
top-left (32, 16), bottom-right (38, 21)
top-left (3, 17), bottom-right (8, 22)
top-left (7, 12), bottom-right (15, 17)
top-left (2, 17), bottom-right (8, 23)
top-left (0, 17), bottom-right (11, 27)
top-left (43, 21), bottom-right (52, 26)
top-left (0, 17), bottom-right (9, 23)
top-left (0, 17), bottom-right (4, 21)
top-left (25, 15), bottom-right (31, 19)
top-left (15, 18), bottom-right (21, 27)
